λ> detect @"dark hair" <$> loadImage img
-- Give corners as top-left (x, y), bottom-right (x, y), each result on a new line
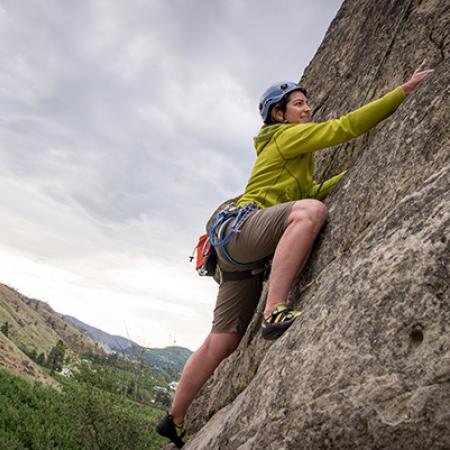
top-left (264, 88), bottom-right (308, 125)
top-left (264, 96), bottom-right (289, 125)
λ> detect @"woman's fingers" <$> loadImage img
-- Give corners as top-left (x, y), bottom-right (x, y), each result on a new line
top-left (414, 69), bottom-right (434, 79)
top-left (401, 62), bottom-right (434, 95)
top-left (410, 58), bottom-right (434, 85)
top-left (412, 59), bottom-right (434, 78)
top-left (414, 58), bottom-right (428, 73)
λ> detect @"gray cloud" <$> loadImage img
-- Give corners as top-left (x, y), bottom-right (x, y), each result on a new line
top-left (0, 0), bottom-right (342, 348)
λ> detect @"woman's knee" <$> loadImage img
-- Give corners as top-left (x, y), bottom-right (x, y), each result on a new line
top-left (289, 199), bottom-right (328, 228)
top-left (203, 332), bottom-right (240, 358)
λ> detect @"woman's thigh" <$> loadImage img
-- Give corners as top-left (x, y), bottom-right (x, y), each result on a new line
top-left (223, 201), bottom-right (295, 266)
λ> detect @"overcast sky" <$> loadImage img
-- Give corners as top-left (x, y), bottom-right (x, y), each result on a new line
top-left (0, 0), bottom-right (342, 350)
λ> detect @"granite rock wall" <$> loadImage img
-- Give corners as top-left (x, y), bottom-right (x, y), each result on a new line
top-left (167, 0), bottom-right (450, 448)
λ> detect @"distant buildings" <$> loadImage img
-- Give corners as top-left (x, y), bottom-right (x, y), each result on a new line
top-left (153, 386), bottom-right (168, 394)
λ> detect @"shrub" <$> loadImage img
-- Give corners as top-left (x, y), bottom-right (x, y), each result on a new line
top-left (0, 368), bottom-right (166, 449)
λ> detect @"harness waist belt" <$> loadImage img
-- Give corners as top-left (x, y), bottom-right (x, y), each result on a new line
top-left (221, 268), bottom-right (265, 283)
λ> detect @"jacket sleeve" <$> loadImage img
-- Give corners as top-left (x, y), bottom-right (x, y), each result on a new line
top-left (276, 87), bottom-right (406, 159)
top-left (311, 171), bottom-right (346, 200)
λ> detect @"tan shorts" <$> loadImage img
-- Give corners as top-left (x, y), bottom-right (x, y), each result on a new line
top-left (211, 201), bottom-right (294, 335)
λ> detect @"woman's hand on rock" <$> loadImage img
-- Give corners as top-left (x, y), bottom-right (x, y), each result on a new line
top-left (401, 60), bottom-right (434, 96)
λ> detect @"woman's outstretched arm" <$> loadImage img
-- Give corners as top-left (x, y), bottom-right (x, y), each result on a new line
top-left (276, 62), bottom-right (434, 159)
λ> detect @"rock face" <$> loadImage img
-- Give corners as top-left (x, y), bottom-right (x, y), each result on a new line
top-left (174, 0), bottom-right (450, 448)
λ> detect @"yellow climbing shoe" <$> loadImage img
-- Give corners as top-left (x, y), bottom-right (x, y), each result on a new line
top-left (261, 304), bottom-right (302, 340)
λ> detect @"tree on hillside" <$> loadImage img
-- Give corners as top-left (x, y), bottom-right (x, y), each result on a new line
top-left (36, 352), bottom-right (46, 366)
top-left (1, 321), bottom-right (9, 338)
top-left (47, 340), bottom-right (65, 375)
top-left (28, 349), bottom-right (38, 362)
top-left (130, 348), bottom-right (146, 402)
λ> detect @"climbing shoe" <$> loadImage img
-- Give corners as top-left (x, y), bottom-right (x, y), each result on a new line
top-left (261, 304), bottom-right (302, 340)
top-left (155, 413), bottom-right (186, 448)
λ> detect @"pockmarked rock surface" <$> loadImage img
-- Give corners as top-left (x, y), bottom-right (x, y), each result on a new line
top-left (165, 0), bottom-right (450, 448)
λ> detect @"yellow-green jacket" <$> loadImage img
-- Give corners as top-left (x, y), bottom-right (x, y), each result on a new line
top-left (237, 87), bottom-right (406, 208)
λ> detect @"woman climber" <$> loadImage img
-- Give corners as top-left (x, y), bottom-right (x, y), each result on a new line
top-left (156, 61), bottom-right (434, 448)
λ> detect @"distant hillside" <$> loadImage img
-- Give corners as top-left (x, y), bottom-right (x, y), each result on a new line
top-left (63, 314), bottom-right (192, 382)
top-left (125, 346), bottom-right (193, 382)
top-left (61, 314), bottom-right (138, 352)
top-left (0, 283), bottom-right (192, 383)
top-left (0, 283), bottom-right (102, 357)
top-left (0, 283), bottom-right (104, 381)
top-left (0, 332), bottom-right (55, 385)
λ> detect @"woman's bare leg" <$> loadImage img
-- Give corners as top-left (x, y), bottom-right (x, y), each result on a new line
top-left (169, 331), bottom-right (240, 425)
top-left (264, 199), bottom-right (327, 317)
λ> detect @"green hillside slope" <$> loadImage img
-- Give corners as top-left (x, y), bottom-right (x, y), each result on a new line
top-left (0, 283), bottom-right (101, 357)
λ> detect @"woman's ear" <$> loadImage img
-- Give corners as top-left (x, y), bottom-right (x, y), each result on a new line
top-left (271, 105), bottom-right (284, 123)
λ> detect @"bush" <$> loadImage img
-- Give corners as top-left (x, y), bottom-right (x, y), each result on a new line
top-left (1, 321), bottom-right (9, 338)
top-left (0, 369), bottom-right (166, 450)
top-left (0, 369), bottom-right (81, 449)
top-left (63, 381), bottom-right (165, 450)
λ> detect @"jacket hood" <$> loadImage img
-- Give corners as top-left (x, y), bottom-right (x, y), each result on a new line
top-left (253, 124), bottom-right (285, 156)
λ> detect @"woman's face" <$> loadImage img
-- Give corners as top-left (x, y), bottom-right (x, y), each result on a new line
top-left (284, 91), bottom-right (312, 124)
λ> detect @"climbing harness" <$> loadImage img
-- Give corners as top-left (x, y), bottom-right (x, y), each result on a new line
top-left (209, 203), bottom-right (257, 249)
top-left (212, 204), bottom-right (267, 281)
top-left (191, 203), bottom-right (267, 282)
top-left (210, 204), bottom-right (264, 268)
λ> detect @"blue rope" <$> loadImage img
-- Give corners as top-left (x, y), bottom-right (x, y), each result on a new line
top-left (209, 204), bottom-right (255, 248)
top-left (219, 239), bottom-right (258, 269)
top-left (209, 203), bottom-right (267, 270)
